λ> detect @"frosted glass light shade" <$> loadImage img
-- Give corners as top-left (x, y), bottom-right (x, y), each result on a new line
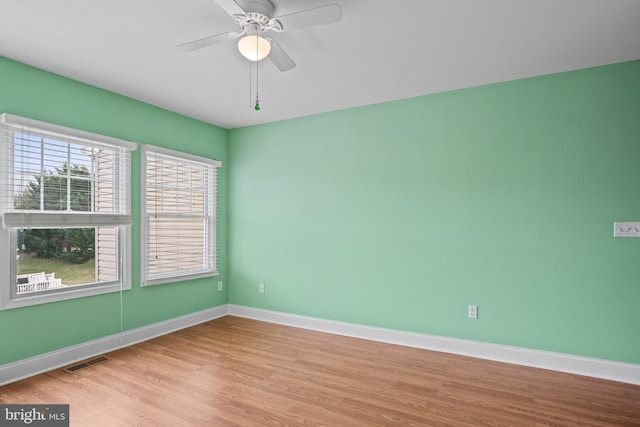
top-left (238, 35), bottom-right (271, 61)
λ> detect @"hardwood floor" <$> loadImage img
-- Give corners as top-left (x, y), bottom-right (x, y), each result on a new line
top-left (1, 316), bottom-right (639, 426)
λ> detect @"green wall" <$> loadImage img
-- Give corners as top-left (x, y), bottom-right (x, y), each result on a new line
top-left (228, 60), bottom-right (640, 364)
top-left (2, 54), bottom-right (639, 369)
top-left (0, 57), bottom-right (228, 365)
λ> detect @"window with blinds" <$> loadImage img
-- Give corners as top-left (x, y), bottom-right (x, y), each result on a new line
top-left (0, 113), bottom-right (135, 310)
top-left (142, 145), bottom-right (221, 286)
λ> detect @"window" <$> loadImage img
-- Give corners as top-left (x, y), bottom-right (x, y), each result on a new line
top-left (0, 113), bottom-right (136, 310)
top-left (141, 145), bottom-right (221, 286)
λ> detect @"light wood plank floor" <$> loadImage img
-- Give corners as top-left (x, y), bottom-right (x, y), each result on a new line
top-left (1, 316), bottom-right (639, 426)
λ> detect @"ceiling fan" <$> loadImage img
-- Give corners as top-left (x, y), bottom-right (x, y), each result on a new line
top-left (177, 0), bottom-right (343, 72)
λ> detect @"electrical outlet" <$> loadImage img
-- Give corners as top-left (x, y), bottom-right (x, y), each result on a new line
top-left (217, 281), bottom-right (223, 291)
top-left (259, 283), bottom-right (265, 294)
top-left (468, 305), bottom-right (478, 319)
top-left (614, 222), bottom-right (640, 237)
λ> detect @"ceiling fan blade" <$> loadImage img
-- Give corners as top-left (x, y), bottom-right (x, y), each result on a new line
top-left (265, 38), bottom-right (296, 72)
top-left (273, 4), bottom-right (342, 32)
top-left (177, 31), bottom-right (240, 52)
top-left (212, 0), bottom-right (247, 17)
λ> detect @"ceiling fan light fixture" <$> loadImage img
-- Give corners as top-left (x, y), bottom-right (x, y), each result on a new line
top-left (238, 32), bottom-right (271, 61)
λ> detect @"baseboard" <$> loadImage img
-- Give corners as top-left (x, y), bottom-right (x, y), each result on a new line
top-left (0, 304), bottom-right (228, 386)
top-left (228, 304), bottom-right (640, 385)
top-left (3, 303), bottom-right (639, 386)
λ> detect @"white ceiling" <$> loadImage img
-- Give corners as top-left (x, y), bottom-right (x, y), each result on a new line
top-left (1, 0), bottom-right (639, 130)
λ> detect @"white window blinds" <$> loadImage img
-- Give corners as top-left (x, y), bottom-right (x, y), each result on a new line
top-left (142, 145), bottom-right (221, 285)
top-left (0, 113), bottom-right (136, 229)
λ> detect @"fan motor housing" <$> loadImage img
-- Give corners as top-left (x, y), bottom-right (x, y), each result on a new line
top-left (237, 0), bottom-right (274, 19)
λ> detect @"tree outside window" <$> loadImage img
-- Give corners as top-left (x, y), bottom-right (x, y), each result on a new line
top-left (1, 113), bottom-right (135, 310)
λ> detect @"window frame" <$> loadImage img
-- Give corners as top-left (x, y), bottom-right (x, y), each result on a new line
top-left (0, 113), bottom-right (136, 310)
top-left (141, 144), bottom-right (221, 287)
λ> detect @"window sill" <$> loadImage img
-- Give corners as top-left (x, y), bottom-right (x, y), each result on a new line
top-left (141, 271), bottom-right (219, 288)
top-left (0, 282), bottom-right (131, 311)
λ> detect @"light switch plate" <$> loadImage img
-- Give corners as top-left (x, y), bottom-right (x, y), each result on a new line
top-left (614, 222), bottom-right (640, 237)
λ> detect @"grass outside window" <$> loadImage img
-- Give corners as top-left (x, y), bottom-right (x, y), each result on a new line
top-left (17, 255), bottom-right (95, 286)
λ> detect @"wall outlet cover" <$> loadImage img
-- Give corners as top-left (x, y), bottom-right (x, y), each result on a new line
top-left (614, 222), bottom-right (640, 237)
top-left (468, 305), bottom-right (478, 319)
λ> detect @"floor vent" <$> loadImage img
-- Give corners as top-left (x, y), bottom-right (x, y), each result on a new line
top-left (63, 356), bottom-right (111, 373)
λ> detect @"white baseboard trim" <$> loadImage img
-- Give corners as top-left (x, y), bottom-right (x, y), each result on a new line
top-left (228, 304), bottom-right (640, 385)
top-left (3, 304), bottom-right (638, 387)
top-left (0, 304), bottom-right (228, 386)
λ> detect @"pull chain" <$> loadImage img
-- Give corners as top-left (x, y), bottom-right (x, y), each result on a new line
top-left (247, 35), bottom-right (262, 111)
top-left (248, 60), bottom-right (260, 110)
top-left (254, 34), bottom-right (261, 111)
